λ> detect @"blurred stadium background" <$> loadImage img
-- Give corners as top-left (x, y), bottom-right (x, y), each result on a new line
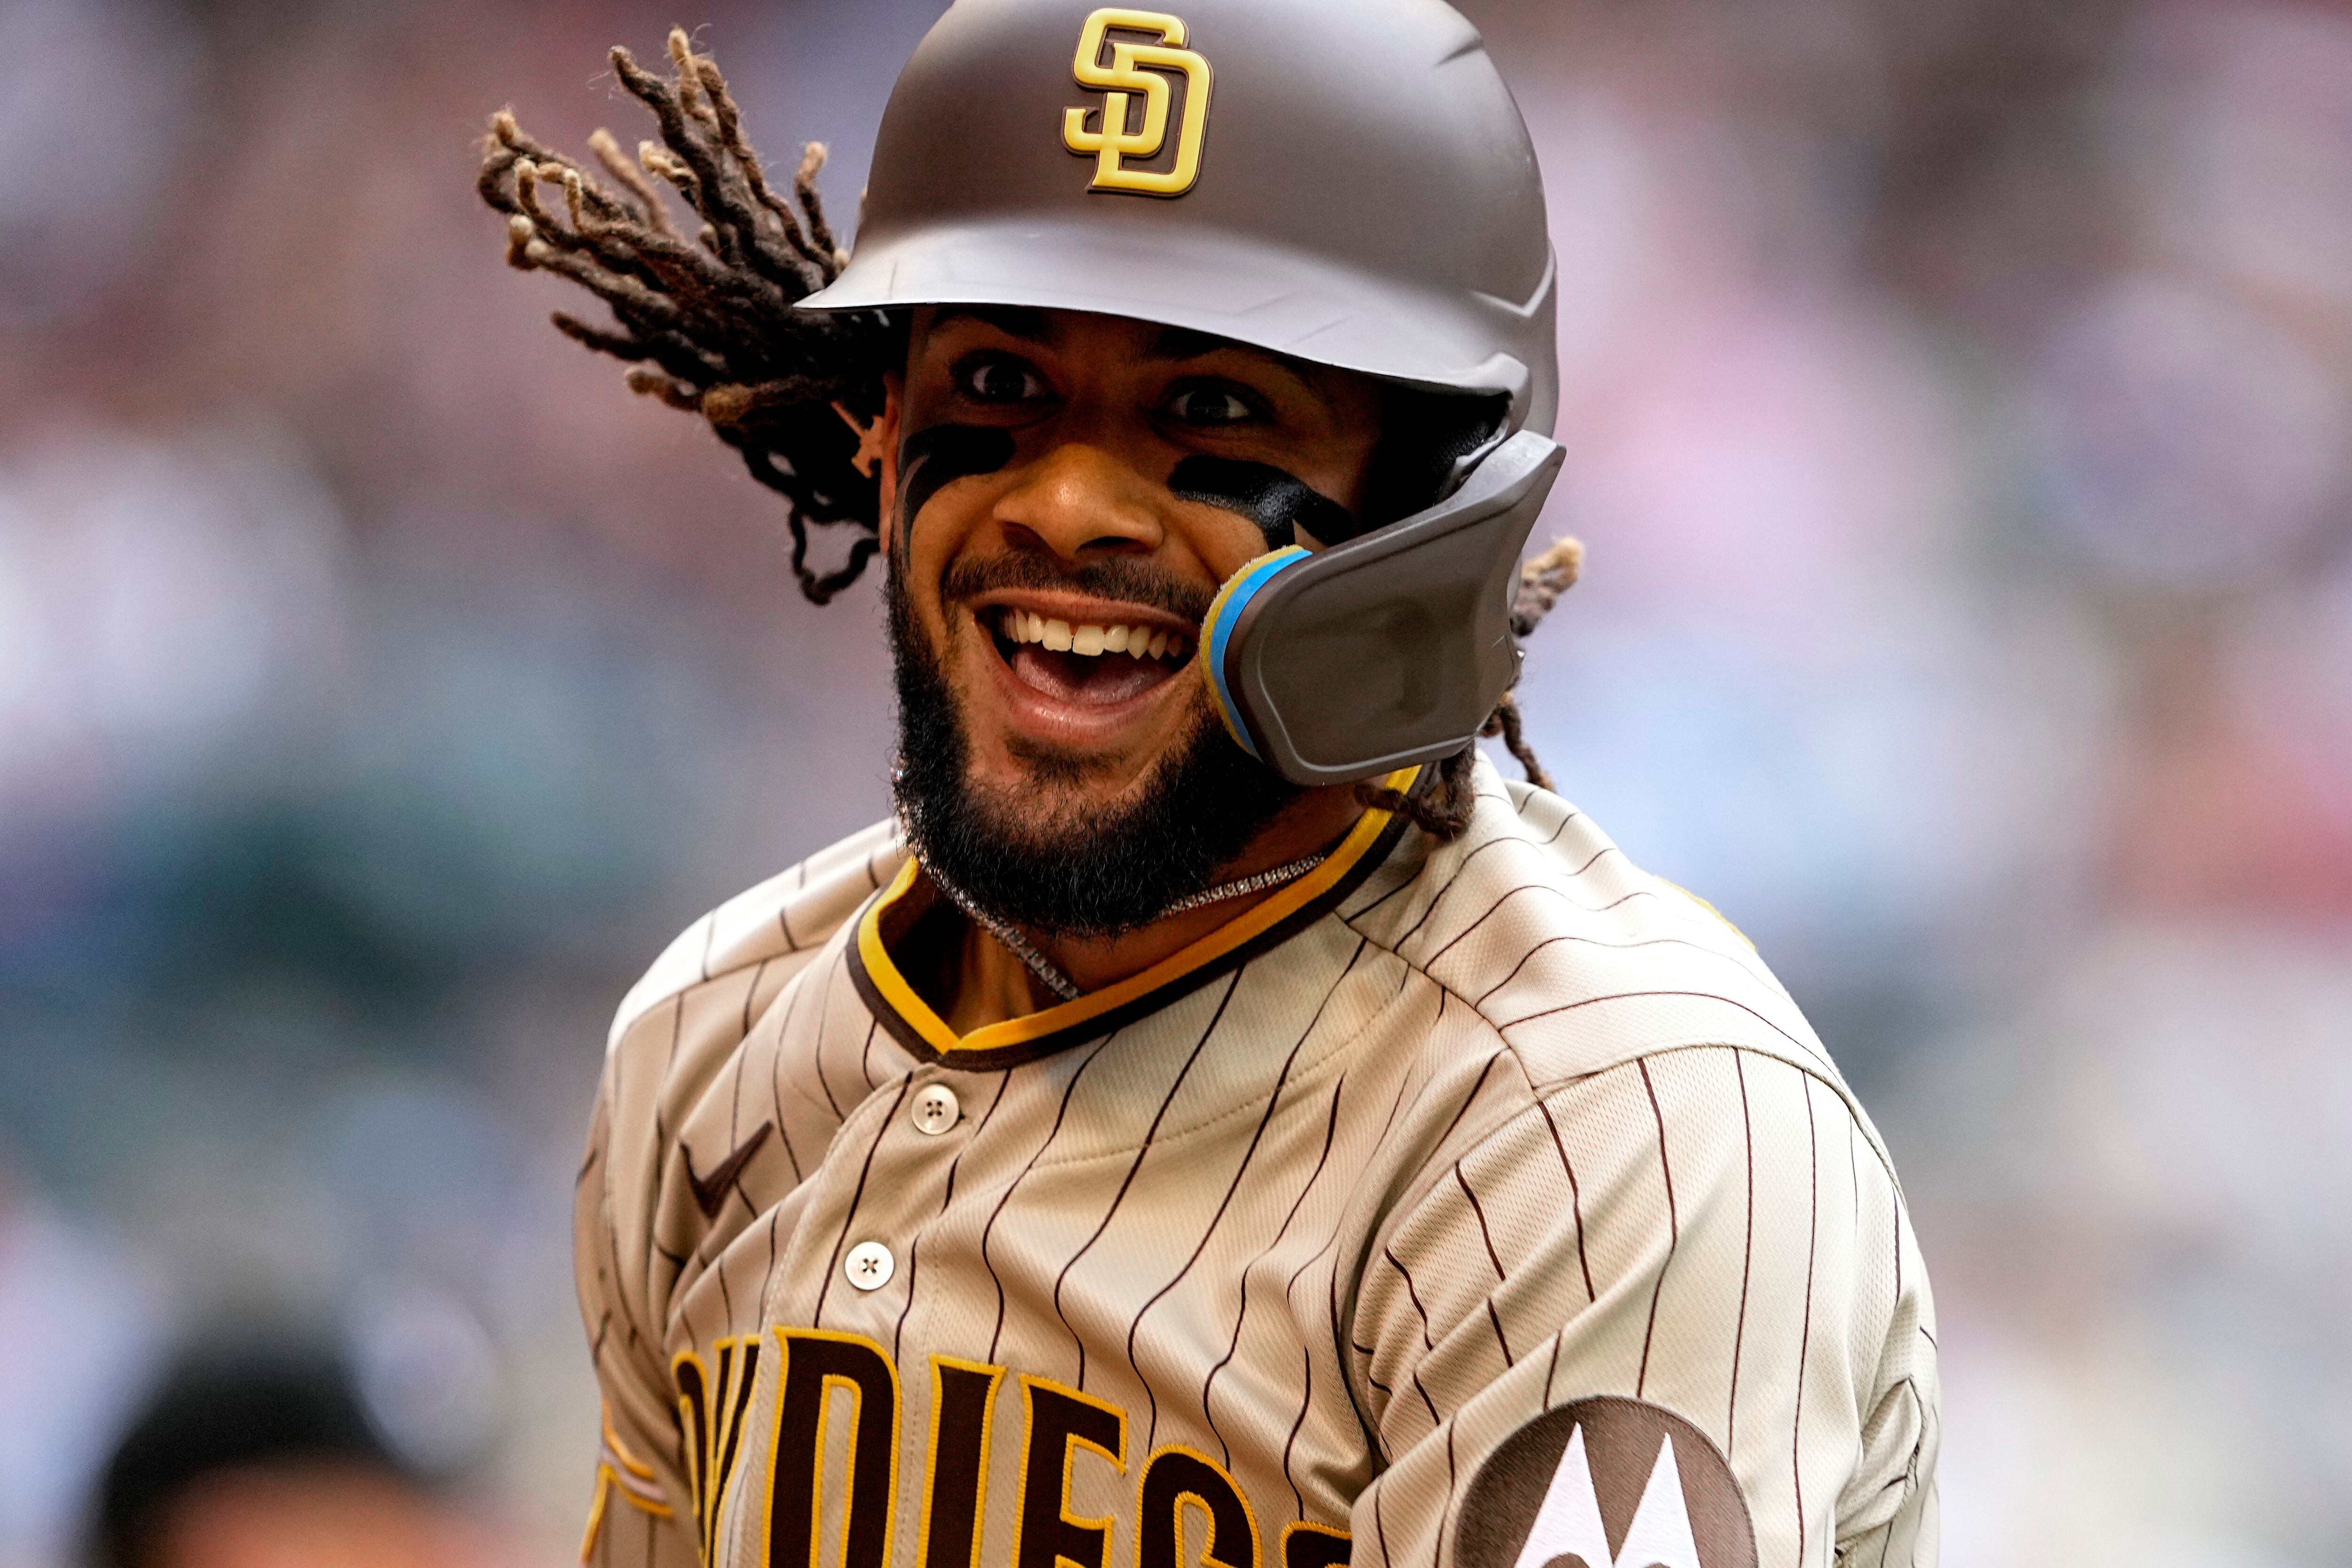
top-left (3, 0), bottom-right (2349, 1562)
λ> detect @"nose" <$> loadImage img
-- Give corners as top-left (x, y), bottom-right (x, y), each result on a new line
top-left (991, 442), bottom-right (1165, 562)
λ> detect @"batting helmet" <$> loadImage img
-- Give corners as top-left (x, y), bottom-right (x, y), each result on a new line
top-left (803, 0), bottom-right (1563, 786)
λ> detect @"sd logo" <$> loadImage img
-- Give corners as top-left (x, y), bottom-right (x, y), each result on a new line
top-left (1061, 8), bottom-right (1212, 197)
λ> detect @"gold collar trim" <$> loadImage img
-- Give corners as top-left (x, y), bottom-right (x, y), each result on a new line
top-left (849, 767), bottom-right (1421, 1068)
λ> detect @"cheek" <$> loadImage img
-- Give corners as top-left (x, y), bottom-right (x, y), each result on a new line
top-left (890, 424), bottom-right (1019, 612)
top-left (897, 505), bottom-right (966, 640)
top-left (1303, 446), bottom-right (1381, 522)
top-left (897, 499), bottom-right (1016, 671)
top-left (1287, 392), bottom-right (1385, 517)
top-left (1197, 510), bottom-right (1295, 584)
top-left (898, 426), bottom-right (1017, 548)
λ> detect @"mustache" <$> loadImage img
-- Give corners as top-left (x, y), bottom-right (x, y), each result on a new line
top-left (939, 551), bottom-right (1216, 625)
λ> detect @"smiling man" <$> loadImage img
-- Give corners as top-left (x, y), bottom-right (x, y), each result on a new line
top-left (881, 305), bottom-right (1398, 1018)
top-left (480, 6), bottom-right (1939, 1568)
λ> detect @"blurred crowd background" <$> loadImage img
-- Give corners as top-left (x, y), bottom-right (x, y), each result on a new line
top-left (2, 0), bottom-right (2348, 1562)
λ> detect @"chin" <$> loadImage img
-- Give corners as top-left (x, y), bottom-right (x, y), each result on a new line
top-left (889, 568), bottom-right (1298, 933)
top-left (1001, 727), bottom-right (1175, 792)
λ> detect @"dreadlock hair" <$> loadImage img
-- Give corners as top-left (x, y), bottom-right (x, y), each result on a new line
top-left (1357, 534), bottom-right (1584, 842)
top-left (477, 30), bottom-right (892, 603)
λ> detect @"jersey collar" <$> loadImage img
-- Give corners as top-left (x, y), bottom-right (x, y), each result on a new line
top-left (849, 767), bottom-right (1422, 1069)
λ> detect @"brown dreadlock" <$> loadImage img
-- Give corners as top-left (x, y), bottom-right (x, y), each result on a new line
top-left (478, 30), bottom-right (891, 602)
top-left (479, 35), bottom-right (1582, 839)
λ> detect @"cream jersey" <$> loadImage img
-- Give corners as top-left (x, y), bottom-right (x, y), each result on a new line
top-left (576, 758), bottom-right (1939, 1568)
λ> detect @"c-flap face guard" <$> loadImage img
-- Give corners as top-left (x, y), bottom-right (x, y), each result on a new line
top-left (1205, 429), bottom-right (1565, 788)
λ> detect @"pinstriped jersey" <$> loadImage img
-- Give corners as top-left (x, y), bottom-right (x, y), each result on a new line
top-left (575, 756), bottom-right (1939, 1568)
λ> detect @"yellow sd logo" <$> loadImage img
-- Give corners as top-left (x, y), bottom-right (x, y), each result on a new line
top-left (1061, 8), bottom-right (1212, 197)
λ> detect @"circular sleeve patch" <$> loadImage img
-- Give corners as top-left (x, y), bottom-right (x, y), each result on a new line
top-left (1453, 1397), bottom-right (1757, 1568)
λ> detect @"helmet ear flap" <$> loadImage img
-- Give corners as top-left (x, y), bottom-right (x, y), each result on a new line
top-left (1202, 431), bottom-right (1564, 787)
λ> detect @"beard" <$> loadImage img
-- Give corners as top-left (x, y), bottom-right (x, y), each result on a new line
top-left (886, 562), bottom-right (1302, 938)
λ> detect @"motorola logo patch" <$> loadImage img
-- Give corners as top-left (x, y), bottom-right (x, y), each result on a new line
top-left (1454, 1398), bottom-right (1756, 1568)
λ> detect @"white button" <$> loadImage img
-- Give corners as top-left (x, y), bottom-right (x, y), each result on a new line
top-left (911, 1084), bottom-right (962, 1135)
top-left (844, 1242), bottom-right (895, 1291)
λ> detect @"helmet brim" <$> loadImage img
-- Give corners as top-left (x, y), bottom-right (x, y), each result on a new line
top-left (802, 218), bottom-right (1556, 434)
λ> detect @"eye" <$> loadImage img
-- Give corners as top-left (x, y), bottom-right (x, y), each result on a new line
top-left (1161, 381), bottom-right (1263, 427)
top-left (954, 353), bottom-right (1051, 405)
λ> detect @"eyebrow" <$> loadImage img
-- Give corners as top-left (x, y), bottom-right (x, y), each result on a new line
top-left (1142, 324), bottom-right (1232, 362)
top-left (928, 304), bottom-right (1056, 343)
top-left (1147, 324), bottom-right (1335, 412)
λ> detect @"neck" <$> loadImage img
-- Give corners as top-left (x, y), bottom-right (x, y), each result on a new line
top-left (938, 782), bottom-right (1365, 1034)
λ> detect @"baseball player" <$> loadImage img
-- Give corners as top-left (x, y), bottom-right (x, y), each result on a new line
top-left (479, 7), bottom-right (1939, 1568)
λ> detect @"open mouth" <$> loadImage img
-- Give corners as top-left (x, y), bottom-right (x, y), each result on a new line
top-left (986, 606), bottom-right (1195, 708)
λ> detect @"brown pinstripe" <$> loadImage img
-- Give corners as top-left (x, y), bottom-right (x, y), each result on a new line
top-left (576, 759), bottom-right (1940, 1568)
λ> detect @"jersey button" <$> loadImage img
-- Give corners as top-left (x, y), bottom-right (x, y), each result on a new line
top-left (911, 1084), bottom-right (961, 1135)
top-left (843, 1241), bottom-right (895, 1291)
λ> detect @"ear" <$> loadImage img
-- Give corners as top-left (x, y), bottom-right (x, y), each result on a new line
top-left (848, 375), bottom-right (905, 554)
top-left (836, 395), bottom-right (888, 480)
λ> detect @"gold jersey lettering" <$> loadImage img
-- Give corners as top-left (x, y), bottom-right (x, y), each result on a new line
top-left (1061, 9), bottom-right (1212, 197)
top-left (675, 1336), bottom-right (763, 1565)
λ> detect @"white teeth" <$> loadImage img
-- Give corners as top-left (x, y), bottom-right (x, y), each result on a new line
top-left (994, 611), bottom-right (1188, 661)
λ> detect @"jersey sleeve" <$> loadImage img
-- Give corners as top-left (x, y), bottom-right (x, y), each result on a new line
top-left (1345, 1045), bottom-right (1939, 1568)
top-left (570, 822), bottom-right (902, 1568)
top-left (575, 1033), bottom-right (705, 1568)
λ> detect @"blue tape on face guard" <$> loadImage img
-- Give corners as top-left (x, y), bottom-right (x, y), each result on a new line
top-left (1201, 546), bottom-right (1310, 758)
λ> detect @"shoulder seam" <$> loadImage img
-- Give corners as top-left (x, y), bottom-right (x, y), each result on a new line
top-left (1339, 819), bottom-right (1788, 1045)
top-left (1375, 1043), bottom-right (1901, 1261)
top-left (608, 822), bottom-right (903, 1050)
